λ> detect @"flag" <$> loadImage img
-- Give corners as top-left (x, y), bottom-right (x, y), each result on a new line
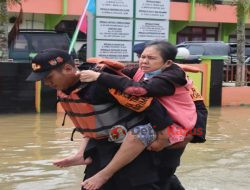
top-left (69, 0), bottom-right (96, 54)
top-left (79, 0), bottom-right (96, 33)
top-left (8, 3), bottom-right (23, 45)
top-left (79, 16), bottom-right (87, 33)
top-left (87, 0), bottom-right (96, 14)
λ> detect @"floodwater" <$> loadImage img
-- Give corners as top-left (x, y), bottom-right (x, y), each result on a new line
top-left (0, 107), bottom-right (250, 190)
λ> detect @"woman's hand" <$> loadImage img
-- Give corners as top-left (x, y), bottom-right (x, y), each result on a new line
top-left (76, 70), bottom-right (101, 82)
top-left (147, 128), bottom-right (171, 152)
top-left (147, 138), bottom-right (169, 152)
top-left (168, 134), bottom-right (193, 149)
top-left (147, 129), bottom-right (193, 151)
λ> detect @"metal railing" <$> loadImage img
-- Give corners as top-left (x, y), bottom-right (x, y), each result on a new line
top-left (223, 59), bottom-right (250, 86)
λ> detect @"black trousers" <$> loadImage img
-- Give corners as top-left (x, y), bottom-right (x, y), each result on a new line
top-left (168, 175), bottom-right (185, 190)
top-left (83, 167), bottom-right (185, 190)
top-left (82, 140), bottom-right (185, 190)
top-left (83, 148), bottom-right (162, 190)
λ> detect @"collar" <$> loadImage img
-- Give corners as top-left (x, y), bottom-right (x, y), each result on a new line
top-left (62, 81), bottom-right (89, 95)
top-left (144, 69), bottom-right (162, 80)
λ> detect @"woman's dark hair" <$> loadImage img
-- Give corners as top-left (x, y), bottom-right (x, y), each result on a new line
top-left (145, 40), bottom-right (177, 62)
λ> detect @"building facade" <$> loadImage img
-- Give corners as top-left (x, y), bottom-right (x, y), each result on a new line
top-left (8, 0), bottom-right (250, 45)
top-left (6, 0), bottom-right (250, 111)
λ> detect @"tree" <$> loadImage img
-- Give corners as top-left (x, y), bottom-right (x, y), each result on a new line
top-left (197, 0), bottom-right (250, 86)
top-left (0, 0), bottom-right (20, 61)
top-left (235, 0), bottom-right (250, 86)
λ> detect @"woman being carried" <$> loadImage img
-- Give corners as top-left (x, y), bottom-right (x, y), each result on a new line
top-left (79, 40), bottom-right (198, 190)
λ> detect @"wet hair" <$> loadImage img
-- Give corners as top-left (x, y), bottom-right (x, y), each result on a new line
top-left (144, 40), bottom-right (177, 62)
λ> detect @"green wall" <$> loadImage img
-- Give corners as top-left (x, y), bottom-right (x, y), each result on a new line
top-left (169, 21), bottom-right (188, 44)
top-left (220, 23), bottom-right (236, 42)
top-left (44, 0), bottom-right (67, 29)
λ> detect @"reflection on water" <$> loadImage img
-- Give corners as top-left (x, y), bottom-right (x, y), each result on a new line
top-left (0, 107), bottom-right (250, 190)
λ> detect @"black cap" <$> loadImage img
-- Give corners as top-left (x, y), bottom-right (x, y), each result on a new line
top-left (133, 42), bottom-right (146, 55)
top-left (26, 49), bottom-right (72, 81)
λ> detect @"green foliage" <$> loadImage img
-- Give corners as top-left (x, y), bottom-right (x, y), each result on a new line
top-left (0, 0), bottom-right (21, 22)
top-left (0, 0), bottom-right (21, 4)
top-left (196, 0), bottom-right (216, 5)
top-left (197, 0), bottom-right (250, 19)
top-left (235, 0), bottom-right (250, 16)
top-left (196, 0), bottom-right (216, 8)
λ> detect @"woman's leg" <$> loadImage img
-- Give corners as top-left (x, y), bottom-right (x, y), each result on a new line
top-left (82, 123), bottom-right (156, 190)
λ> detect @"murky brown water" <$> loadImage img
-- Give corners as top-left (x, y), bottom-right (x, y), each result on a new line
top-left (177, 107), bottom-right (250, 190)
top-left (0, 113), bottom-right (83, 190)
top-left (1, 107), bottom-right (250, 190)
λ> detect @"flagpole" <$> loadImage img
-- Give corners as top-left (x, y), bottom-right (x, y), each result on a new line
top-left (68, 0), bottom-right (91, 54)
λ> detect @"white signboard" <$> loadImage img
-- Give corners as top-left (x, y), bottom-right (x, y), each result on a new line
top-left (96, 18), bottom-right (133, 40)
top-left (135, 20), bottom-right (169, 41)
top-left (136, 0), bottom-right (170, 19)
top-left (96, 0), bottom-right (134, 17)
top-left (96, 40), bottom-right (132, 61)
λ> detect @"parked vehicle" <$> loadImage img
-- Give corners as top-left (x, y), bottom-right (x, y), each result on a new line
top-left (177, 41), bottom-right (250, 63)
top-left (176, 41), bottom-right (250, 85)
top-left (8, 29), bottom-right (76, 63)
top-left (176, 41), bottom-right (230, 57)
top-left (7, 30), bottom-right (77, 112)
top-left (228, 43), bottom-right (250, 64)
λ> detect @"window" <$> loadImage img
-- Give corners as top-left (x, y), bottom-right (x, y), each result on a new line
top-left (229, 29), bottom-right (250, 44)
top-left (13, 34), bottom-right (28, 51)
top-left (188, 45), bottom-right (205, 55)
top-left (177, 27), bottom-right (218, 44)
top-left (28, 33), bottom-right (70, 52)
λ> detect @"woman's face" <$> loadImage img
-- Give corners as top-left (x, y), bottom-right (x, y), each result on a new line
top-left (139, 46), bottom-right (165, 73)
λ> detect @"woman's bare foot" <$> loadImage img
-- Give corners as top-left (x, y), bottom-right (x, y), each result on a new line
top-left (81, 170), bottom-right (111, 190)
top-left (53, 154), bottom-right (92, 168)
